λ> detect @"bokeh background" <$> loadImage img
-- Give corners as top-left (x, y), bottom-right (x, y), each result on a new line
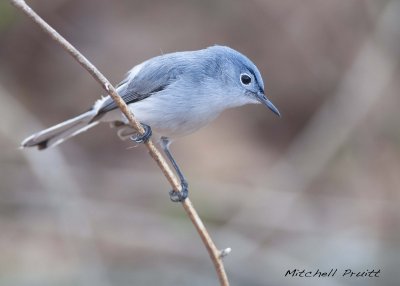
top-left (1, 0), bottom-right (399, 285)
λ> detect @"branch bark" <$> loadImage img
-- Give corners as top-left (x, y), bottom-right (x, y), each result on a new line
top-left (10, 1), bottom-right (230, 285)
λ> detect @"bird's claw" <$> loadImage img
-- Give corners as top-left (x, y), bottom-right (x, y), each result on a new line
top-left (130, 124), bottom-right (152, 143)
top-left (169, 181), bottom-right (189, 202)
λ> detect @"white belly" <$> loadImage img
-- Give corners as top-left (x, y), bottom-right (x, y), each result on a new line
top-left (130, 95), bottom-right (221, 138)
top-left (98, 93), bottom-right (222, 139)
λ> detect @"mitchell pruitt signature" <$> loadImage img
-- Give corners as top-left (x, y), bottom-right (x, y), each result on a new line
top-left (284, 268), bottom-right (381, 278)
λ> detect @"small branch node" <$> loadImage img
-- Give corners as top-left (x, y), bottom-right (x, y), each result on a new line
top-left (219, 247), bottom-right (232, 258)
top-left (105, 83), bottom-right (111, 92)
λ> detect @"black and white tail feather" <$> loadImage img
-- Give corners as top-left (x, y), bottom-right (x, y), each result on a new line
top-left (21, 109), bottom-right (100, 150)
top-left (21, 60), bottom-right (147, 150)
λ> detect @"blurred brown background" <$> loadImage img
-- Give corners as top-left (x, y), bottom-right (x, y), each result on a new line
top-left (1, 0), bottom-right (399, 285)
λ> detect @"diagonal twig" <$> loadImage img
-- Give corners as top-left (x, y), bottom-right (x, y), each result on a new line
top-left (10, 1), bottom-right (230, 285)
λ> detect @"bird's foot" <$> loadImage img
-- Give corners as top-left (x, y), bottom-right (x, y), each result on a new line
top-left (130, 123), bottom-right (152, 143)
top-left (169, 180), bottom-right (189, 202)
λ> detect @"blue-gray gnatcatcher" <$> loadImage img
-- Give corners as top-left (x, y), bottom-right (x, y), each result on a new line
top-left (21, 45), bottom-right (280, 201)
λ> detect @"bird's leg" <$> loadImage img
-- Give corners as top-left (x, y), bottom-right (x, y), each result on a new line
top-left (130, 123), bottom-right (152, 143)
top-left (160, 137), bottom-right (189, 202)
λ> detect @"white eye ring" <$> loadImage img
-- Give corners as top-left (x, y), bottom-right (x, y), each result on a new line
top-left (240, 73), bottom-right (252, 85)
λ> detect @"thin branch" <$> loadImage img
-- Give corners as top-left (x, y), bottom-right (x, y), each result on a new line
top-left (10, 1), bottom-right (230, 285)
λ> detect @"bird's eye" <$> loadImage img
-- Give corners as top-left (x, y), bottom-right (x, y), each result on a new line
top-left (240, 73), bottom-right (252, 85)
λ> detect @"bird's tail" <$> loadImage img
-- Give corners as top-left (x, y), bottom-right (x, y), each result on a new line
top-left (21, 110), bottom-right (99, 150)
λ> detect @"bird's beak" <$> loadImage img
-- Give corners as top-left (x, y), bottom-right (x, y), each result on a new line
top-left (256, 91), bottom-right (281, 117)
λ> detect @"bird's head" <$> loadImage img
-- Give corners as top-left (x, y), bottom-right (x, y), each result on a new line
top-left (209, 45), bottom-right (280, 117)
